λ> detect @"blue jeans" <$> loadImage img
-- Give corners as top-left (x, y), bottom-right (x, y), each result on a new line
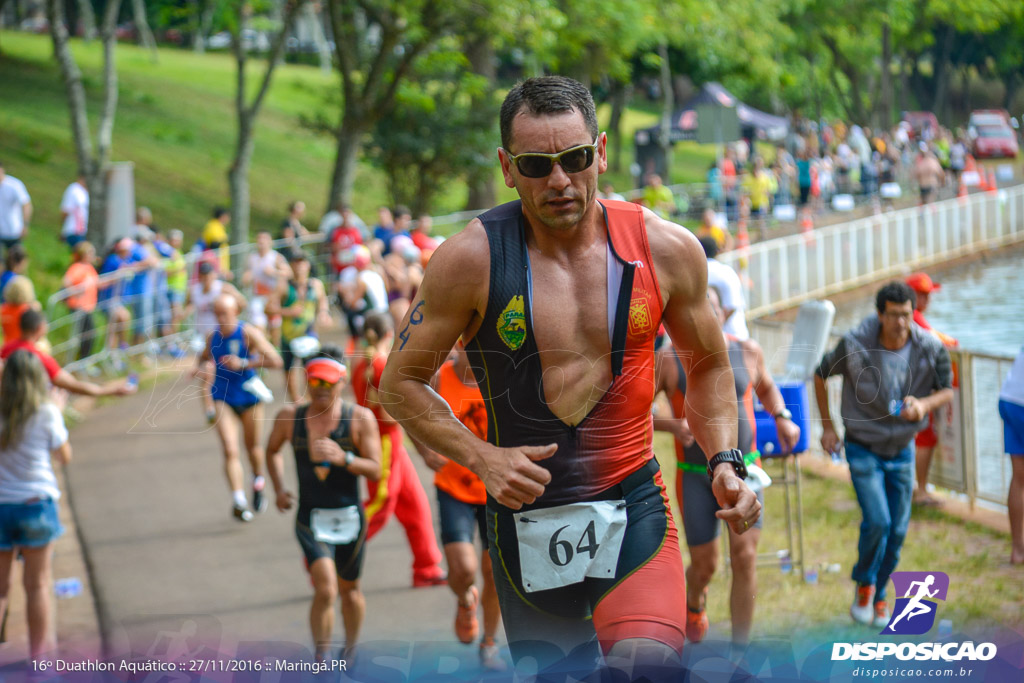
top-left (845, 439), bottom-right (914, 601)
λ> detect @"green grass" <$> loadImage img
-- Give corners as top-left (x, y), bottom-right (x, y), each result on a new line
top-left (652, 433), bottom-right (1024, 642)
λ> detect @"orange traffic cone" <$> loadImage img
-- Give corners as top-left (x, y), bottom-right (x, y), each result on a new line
top-left (987, 171), bottom-right (998, 196)
top-left (957, 179), bottom-right (968, 205)
top-left (977, 170), bottom-right (989, 192)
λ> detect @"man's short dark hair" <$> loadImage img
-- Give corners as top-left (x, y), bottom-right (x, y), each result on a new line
top-left (876, 281), bottom-right (917, 313)
top-left (499, 76), bottom-right (599, 152)
top-left (5, 244), bottom-right (26, 270)
top-left (19, 309), bottom-right (45, 336)
top-left (393, 205), bottom-right (411, 219)
top-left (213, 206), bottom-right (229, 219)
top-left (698, 235), bottom-right (719, 260)
top-left (289, 251), bottom-right (308, 263)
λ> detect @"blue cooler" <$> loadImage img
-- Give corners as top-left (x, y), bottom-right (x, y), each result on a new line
top-left (754, 382), bottom-right (810, 456)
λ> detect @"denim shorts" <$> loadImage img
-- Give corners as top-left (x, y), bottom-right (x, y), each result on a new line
top-left (0, 499), bottom-right (64, 550)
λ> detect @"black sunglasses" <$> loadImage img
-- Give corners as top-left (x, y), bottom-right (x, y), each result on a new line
top-left (503, 139), bottom-right (599, 178)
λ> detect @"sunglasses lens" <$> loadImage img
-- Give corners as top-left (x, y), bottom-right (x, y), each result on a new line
top-left (309, 378), bottom-right (335, 389)
top-left (516, 156), bottom-right (554, 178)
top-left (560, 146), bottom-right (594, 173)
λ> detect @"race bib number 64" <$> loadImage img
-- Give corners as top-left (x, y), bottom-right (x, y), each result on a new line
top-left (515, 501), bottom-right (627, 593)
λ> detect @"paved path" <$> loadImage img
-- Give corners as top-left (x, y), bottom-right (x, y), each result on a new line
top-left (61, 363), bottom-right (509, 676)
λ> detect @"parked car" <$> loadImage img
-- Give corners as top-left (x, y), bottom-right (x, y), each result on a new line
top-left (969, 109), bottom-right (1014, 129)
top-left (204, 29), bottom-right (270, 52)
top-left (971, 123), bottom-right (1019, 159)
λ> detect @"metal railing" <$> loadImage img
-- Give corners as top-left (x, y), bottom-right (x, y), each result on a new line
top-left (44, 232), bottom-right (333, 373)
top-left (750, 318), bottom-right (1017, 510)
top-left (720, 185), bottom-right (1024, 318)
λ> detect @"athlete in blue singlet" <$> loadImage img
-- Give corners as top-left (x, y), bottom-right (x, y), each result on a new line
top-left (193, 294), bottom-right (282, 522)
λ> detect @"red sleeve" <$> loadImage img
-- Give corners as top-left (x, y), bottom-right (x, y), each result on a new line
top-left (372, 354), bottom-right (387, 388)
top-left (38, 350), bottom-right (61, 380)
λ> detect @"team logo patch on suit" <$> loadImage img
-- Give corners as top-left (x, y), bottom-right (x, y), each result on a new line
top-left (628, 291), bottom-right (655, 338)
top-left (497, 295), bottom-right (527, 351)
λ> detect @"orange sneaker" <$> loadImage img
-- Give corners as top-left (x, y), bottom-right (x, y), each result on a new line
top-left (455, 586), bottom-right (479, 644)
top-left (685, 607), bottom-right (709, 643)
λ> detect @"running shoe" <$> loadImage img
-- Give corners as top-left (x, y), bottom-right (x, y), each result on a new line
top-left (412, 570), bottom-right (448, 588)
top-left (850, 584), bottom-right (875, 625)
top-left (479, 640), bottom-right (507, 672)
top-left (872, 600), bottom-right (891, 629)
top-left (232, 505), bottom-right (254, 523)
top-left (455, 586), bottom-right (479, 644)
top-left (166, 346), bottom-right (186, 359)
top-left (685, 607), bottom-right (709, 643)
top-left (253, 482), bottom-right (267, 513)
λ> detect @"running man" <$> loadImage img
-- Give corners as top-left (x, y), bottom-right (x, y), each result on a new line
top-left (266, 253), bottom-right (331, 403)
top-left (412, 342), bottom-right (505, 670)
top-left (380, 77), bottom-right (757, 673)
top-left (266, 347), bottom-right (381, 661)
top-left (241, 230), bottom-right (292, 337)
top-left (192, 295), bottom-right (281, 522)
top-left (887, 575), bottom-right (939, 631)
top-left (654, 286), bottom-right (800, 645)
top-left (187, 261), bottom-right (246, 422)
top-left (351, 312), bottom-right (447, 587)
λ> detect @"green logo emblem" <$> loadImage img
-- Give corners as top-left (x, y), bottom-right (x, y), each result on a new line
top-left (497, 295), bottom-right (526, 351)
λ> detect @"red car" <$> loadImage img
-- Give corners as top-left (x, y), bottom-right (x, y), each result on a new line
top-left (972, 124), bottom-right (1019, 159)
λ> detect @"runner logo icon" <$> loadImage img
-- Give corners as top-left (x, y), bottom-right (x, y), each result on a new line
top-left (882, 571), bottom-right (949, 635)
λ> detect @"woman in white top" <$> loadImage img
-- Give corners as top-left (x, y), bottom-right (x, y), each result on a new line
top-left (0, 351), bottom-right (71, 659)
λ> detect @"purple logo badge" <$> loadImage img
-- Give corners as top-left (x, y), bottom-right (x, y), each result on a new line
top-left (882, 571), bottom-right (950, 635)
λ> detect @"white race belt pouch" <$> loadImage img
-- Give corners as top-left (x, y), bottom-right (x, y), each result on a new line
top-left (310, 505), bottom-right (361, 545)
top-left (515, 501), bottom-right (628, 593)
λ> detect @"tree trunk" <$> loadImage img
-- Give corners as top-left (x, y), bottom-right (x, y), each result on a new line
top-left (328, 121), bottom-right (364, 209)
top-left (77, 0), bottom-right (96, 40)
top-left (229, 0), bottom-right (304, 244)
top-left (608, 79), bottom-right (631, 174)
top-left (47, 0), bottom-right (96, 179)
top-left (879, 19), bottom-right (892, 128)
top-left (464, 32), bottom-right (496, 210)
top-left (931, 25), bottom-right (955, 122)
top-left (131, 0), bottom-right (158, 62)
top-left (228, 134), bottom-right (254, 247)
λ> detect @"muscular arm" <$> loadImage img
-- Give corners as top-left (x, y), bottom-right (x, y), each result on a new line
top-left (266, 405), bottom-right (296, 498)
top-left (379, 223), bottom-right (488, 465)
top-left (646, 210), bottom-right (758, 531)
top-left (349, 406), bottom-right (382, 481)
top-left (379, 221), bottom-right (554, 509)
top-left (647, 211), bottom-right (737, 465)
top-left (243, 324), bottom-right (283, 370)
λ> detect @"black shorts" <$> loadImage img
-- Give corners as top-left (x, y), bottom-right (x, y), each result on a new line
top-left (281, 345), bottom-right (298, 371)
top-left (437, 487), bottom-right (487, 549)
top-left (486, 458), bottom-right (687, 668)
top-left (680, 470), bottom-right (764, 547)
top-left (295, 510), bottom-right (366, 582)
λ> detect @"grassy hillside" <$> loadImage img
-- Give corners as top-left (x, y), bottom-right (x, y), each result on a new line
top-left (0, 31), bottom-right (725, 299)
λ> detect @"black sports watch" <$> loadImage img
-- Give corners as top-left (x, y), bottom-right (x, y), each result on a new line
top-left (707, 448), bottom-right (748, 481)
top-left (774, 407), bottom-right (793, 421)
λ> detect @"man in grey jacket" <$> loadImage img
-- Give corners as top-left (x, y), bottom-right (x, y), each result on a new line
top-left (814, 281), bottom-right (953, 629)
